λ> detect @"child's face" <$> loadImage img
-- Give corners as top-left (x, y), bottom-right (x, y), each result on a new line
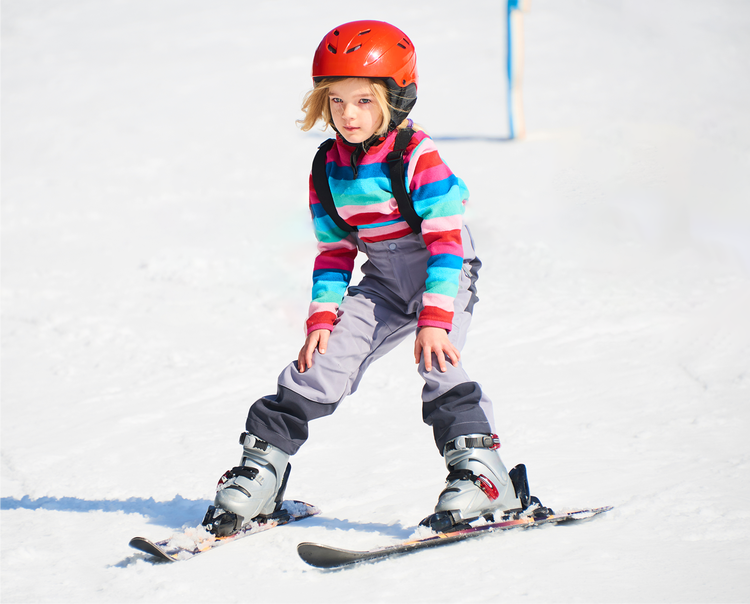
top-left (328, 78), bottom-right (383, 144)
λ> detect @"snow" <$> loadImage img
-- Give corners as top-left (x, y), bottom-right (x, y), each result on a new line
top-left (2, 0), bottom-right (749, 601)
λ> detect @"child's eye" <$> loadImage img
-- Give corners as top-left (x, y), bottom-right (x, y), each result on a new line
top-left (331, 97), bottom-right (342, 104)
top-left (359, 99), bottom-right (371, 104)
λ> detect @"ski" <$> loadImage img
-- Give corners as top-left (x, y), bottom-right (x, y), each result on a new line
top-left (130, 500), bottom-right (319, 562)
top-left (297, 505), bottom-right (612, 569)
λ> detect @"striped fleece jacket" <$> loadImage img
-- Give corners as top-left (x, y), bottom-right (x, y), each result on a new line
top-left (306, 128), bottom-right (470, 334)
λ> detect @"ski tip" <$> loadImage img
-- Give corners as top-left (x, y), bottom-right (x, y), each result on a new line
top-left (129, 537), bottom-right (176, 562)
top-left (563, 505), bottom-right (614, 521)
top-left (297, 541), bottom-right (319, 553)
top-left (297, 542), bottom-right (330, 568)
top-left (587, 505), bottom-right (614, 514)
top-left (297, 542), bottom-right (359, 569)
top-left (129, 536), bottom-right (153, 550)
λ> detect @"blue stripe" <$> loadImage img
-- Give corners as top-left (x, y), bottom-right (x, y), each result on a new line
top-left (412, 177), bottom-right (461, 203)
top-left (426, 265), bottom-right (461, 284)
top-left (310, 202), bottom-right (330, 218)
top-left (312, 269), bottom-right (350, 300)
top-left (428, 253), bottom-right (464, 270)
top-left (328, 161), bottom-right (389, 183)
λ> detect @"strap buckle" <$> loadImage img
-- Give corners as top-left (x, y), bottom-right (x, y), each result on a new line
top-left (239, 432), bottom-right (268, 451)
top-left (447, 434), bottom-right (501, 452)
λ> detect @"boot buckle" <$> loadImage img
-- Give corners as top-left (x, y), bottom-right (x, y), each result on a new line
top-left (474, 474), bottom-right (499, 500)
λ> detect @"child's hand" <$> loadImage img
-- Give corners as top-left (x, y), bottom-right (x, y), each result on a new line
top-left (298, 329), bottom-right (330, 373)
top-left (414, 327), bottom-right (460, 372)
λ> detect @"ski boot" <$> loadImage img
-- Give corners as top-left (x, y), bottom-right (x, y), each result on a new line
top-left (420, 434), bottom-right (547, 533)
top-left (202, 432), bottom-right (291, 537)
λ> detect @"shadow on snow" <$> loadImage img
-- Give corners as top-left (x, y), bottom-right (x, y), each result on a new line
top-left (0, 494), bottom-right (212, 530)
top-left (431, 135), bottom-right (513, 143)
top-left (302, 515), bottom-right (413, 540)
top-left (301, 133), bottom-right (514, 144)
top-left (1, 495), bottom-right (414, 538)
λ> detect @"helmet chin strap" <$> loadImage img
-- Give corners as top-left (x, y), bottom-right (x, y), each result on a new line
top-left (353, 116), bottom-right (413, 149)
top-left (331, 124), bottom-right (388, 151)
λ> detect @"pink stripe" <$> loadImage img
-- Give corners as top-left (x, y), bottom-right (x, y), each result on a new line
top-left (308, 174), bottom-right (322, 206)
top-left (308, 302), bottom-right (339, 315)
top-left (427, 241), bottom-right (464, 256)
top-left (314, 256), bottom-right (354, 271)
top-left (307, 323), bottom-right (335, 334)
top-left (328, 142), bottom-right (392, 167)
top-left (421, 215), bottom-right (463, 234)
top-left (338, 199), bottom-right (397, 220)
top-left (359, 146), bottom-right (391, 164)
top-left (360, 227), bottom-right (413, 243)
top-left (422, 292), bottom-right (456, 313)
top-left (317, 238), bottom-right (356, 253)
top-left (412, 162), bottom-right (453, 187)
top-left (406, 138), bottom-right (437, 183)
top-left (417, 318), bottom-right (454, 331)
top-left (358, 223), bottom-right (411, 240)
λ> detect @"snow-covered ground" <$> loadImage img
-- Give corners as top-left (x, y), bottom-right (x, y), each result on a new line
top-left (2, 1), bottom-right (749, 602)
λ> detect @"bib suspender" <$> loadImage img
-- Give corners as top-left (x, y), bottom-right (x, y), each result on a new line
top-left (311, 128), bottom-right (422, 234)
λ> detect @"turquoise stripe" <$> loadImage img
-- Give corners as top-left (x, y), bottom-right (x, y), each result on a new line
top-left (425, 279), bottom-right (460, 297)
top-left (426, 265), bottom-right (461, 285)
top-left (412, 181), bottom-right (467, 219)
top-left (312, 289), bottom-right (346, 304)
top-left (330, 178), bottom-right (392, 205)
top-left (358, 218), bottom-right (404, 229)
top-left (312, 276), bottom-right (348, 300)
top-left (312, 215), bottom-right (351, 243)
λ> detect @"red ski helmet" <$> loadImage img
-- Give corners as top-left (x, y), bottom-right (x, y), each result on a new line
top-left (312, 20), bottom-right (418, 131)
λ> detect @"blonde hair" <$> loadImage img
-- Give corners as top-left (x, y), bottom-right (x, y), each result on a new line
top-left (297, 77), bottom-right (412, 136)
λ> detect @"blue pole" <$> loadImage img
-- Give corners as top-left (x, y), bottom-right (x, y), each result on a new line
top-left (506, 0), bottom-right (526, 139)
top-left (507, 0), bottom-right (519, 139)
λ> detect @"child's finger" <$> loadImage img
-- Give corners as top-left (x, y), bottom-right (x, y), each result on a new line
top-left (436, 349), bottom-right (447, 372)
top-left (448, 346), bottom-right (460, 366)
top-left (318, 330), bottom-right (329, 354)
top-left (299, 339), bottom-right (314, 372)
top-left (423, 345), bottom-right (433, 372)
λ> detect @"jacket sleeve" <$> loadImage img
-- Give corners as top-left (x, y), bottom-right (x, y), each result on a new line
top-left (406, 136), bottom-right (469, 331)
top-left (306, 173), bottom-right (358, 334)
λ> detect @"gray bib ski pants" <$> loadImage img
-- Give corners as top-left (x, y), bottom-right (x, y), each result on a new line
top-left (246, 225), bottom-right (495, 456)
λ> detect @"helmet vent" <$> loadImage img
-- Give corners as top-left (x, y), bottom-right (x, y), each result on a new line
top-left (397, 37), bottom-right (412, 49)
top-left (358, 29), bottom-right (371, 36)
top-left (345, 44), bottom-right (362, 54)
top-left (327, 44), bottom-right (337, 54)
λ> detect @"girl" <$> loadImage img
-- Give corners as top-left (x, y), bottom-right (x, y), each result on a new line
top-left (203, 20), bottom-right (531, 537)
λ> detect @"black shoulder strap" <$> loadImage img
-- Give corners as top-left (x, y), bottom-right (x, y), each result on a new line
top-left (386, 128), bottom-right (422, 234)
top-left (311, 129), bottom-right (422, 235)
top-left (312, 139), bottom-right (356, 233)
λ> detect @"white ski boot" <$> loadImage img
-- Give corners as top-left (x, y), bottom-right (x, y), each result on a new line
top-left (202, 433), bottom-right (291, 536)
top-left (421, 434), bottom-right (533, 532)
